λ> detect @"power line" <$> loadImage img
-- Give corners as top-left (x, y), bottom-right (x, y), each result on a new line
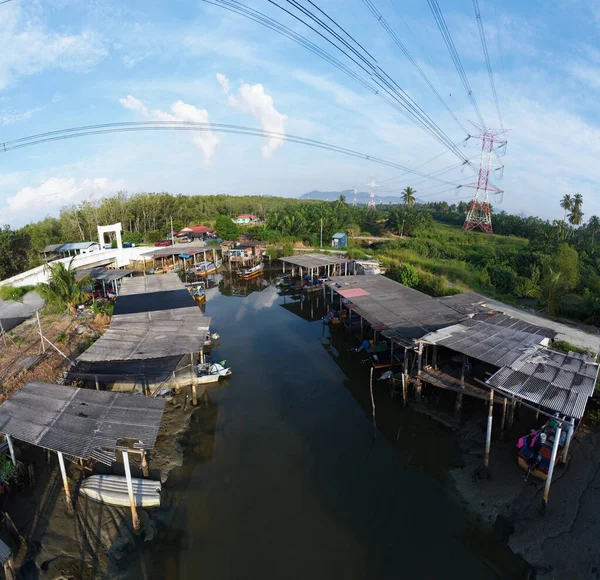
top-left (361, 0), bottom-right (470, 136)
top-left (209, 0), bottom-right (474, 168)
top-left (426, 0), bottom-right (486, 127)
top-left (0, 121), bottom-right (468, 186)
top-left (472, 0), bottom-right (503, 128)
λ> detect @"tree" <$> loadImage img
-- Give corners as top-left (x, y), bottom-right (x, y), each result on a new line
top-left (37, 259), bottom-right (89, 314)
top-left (214, 215), bottom-right (240, 240)
top-left (588, 215), bottom-right (600, 247)
top-left (398, 264), bottom-right (420, 288)
top-left (401, 186), bottom-right (416, 207)
top-left (568, 193), bottom-right (584, 227)
top-left (0, 226), bottom-right (32, 280)
top-left (560, 194), bottom-right (572, 222)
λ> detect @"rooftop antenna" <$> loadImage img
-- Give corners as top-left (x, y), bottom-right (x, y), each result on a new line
top-left (367, 177), bottom-right (378, 210)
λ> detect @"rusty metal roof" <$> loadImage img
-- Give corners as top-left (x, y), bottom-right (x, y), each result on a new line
top-left (280, 253), bottom-right (352, 269)
top-left (486, 347), bottom-right (599, 419)
top-left (0, 382), bottom-right (165, 462)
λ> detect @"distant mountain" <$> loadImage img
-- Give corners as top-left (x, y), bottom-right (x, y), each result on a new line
top-left (299, 189), bottom-right (423, 205)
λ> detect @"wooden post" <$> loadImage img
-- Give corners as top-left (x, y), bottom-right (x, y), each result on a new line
top-left (500, 397), bottom-right (508, 433)
top-left (330, 286), bottom-right (334, 302)
top-left (455, 354), bottom-right (466, 416)
top-left (94, 375), bottom-right (100, 391)
top-left (403, 347), bottom-right (409, 406)
top-left (141, 450), bottom-right (149, 477)
top-left (36, 311), bottom-right (45, 353)
top-left (327, 264), bottom-right (330, 277)
top-left (390, 341), bottom-right (395, 371)
top-left (122, 450), bottom-right (141, 531)
top-left (432, 345), bottom-right (437, 370)
top-left (369, 367), bottom-right (376, 439)
top-left (190, 352), bottom-right (198, 406)
top-left (6, 435), bottom-right (16, 466)
top-left (3, 558), bottom-right (15, 580)
top-left (484, 389), bottom-right (494, 469)
top-left (415, 343), bottom-right (422, 398)
top-left (401, 373), bottom-right (407, 406)
top-left (543, 421), bottom-right (563, 510)
top-left (508, 400), bottom-right (515, 429)
top-left (57, 451), bottom-right (73, 511)
top-left (562, 417), bottom-right (575, 464)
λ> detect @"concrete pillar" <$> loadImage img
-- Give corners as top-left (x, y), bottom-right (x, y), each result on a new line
top-left (122, 450), bottom-right (141, 531)
top-left (6, 435), bottom-right (16, 466)
top-left (57, 451), bottom-right (73, 511)
top-left (484, 389), bottom-right (494, 469)
top-left (543, 421), bottom-right (563, 510)
top-left (562, 417), bottom-right (575, 464)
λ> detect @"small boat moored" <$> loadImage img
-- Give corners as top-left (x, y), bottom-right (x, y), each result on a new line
top-left (194, 261), bottom-right (218, 277)
top-left (239, 263), bottom-right (264, 280)
top-left (79, 474), bottom-right (162, 508)
top-left (196, 361), bottom-right (232, 384)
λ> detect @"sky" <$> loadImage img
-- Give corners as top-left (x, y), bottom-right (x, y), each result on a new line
top-left (1, 0), bottom-right (600, 227)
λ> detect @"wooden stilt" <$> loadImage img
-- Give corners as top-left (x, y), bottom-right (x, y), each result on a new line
top-left (401, 373), bottom-right (407, 407)
top-left (122, 450), bottom-right (141, 531)
top-left (484, 389), bottom-right (494, 469)
top-left (508, 400), bottom-right (515, 429)
top-left (455, 354), bottom-right (466, 416)
top-left (403, 348), bottom-right (408, 406)
top-left (500, 397), bottom-right (508, 434)
top-left (432, 345), bottom-right (437, 370)
top-left (141, 450), bottom-right (149, 477)
top-left (415, 343), bottom-right (423, 398)
top-left (191, 352), bottom-right (198, 406)
top-left (543, 421), bottom-right (563, 511)
top-left (3, 558), bottom-right (15, 580)
top-left (94, 375), bottom-right (100, 391)
top-left (562, 418), bottom-right (575, 463)
top-left (57, 451), bottom-right (73, 511)
top-left (6, 435), bottom-right (16, 466)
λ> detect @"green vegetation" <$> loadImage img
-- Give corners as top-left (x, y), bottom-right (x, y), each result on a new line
top-left (215, 215), bottom-right (240, 240)
top-left (0, 285), bottom-right (34, 301)
top-left (37, 259), bottom-right (89, 314)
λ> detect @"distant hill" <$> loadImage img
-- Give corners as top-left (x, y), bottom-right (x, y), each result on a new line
top-left (299, 189), bottom-right (423, 205)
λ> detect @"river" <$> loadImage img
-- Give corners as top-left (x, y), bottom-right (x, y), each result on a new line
top-left (129, 272), bottom-right (527, 579)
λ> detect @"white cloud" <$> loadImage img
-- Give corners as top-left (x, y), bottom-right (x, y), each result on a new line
top-left (119, 94), bottom-right (148, 114)
top-left (0, 5), bottom-right (106, 91)
top-left (216, 73), bottom-right (230, 94)
top-left (0, 107), bottom-right (41, 126)
top-left (4, 177), bottom-right (125, 223)
top-left (119, 95), bottom-right (218, 164)
top-left (228, 82), bottom-right (287, 158)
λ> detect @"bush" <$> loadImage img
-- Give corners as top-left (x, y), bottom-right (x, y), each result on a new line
top-left (282, 242), bottom-right (294, 258)
top-left (398, 264), bottom-right (420, 288)
top-left (0, 285), bottom-right (35, 301)
top-left (487, 264), bottom-right (518, 294)
top-left (215, 215), bottom-right (239, 240)
top-left (122, 231), bottom-right (143, 245)
top-left (144, 230), bottom-right (163, 244)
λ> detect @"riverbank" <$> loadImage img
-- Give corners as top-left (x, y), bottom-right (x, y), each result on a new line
top-left (412, 391), bottom-right (600, 579)
top-left (1, 391), bottom-right (197, 579)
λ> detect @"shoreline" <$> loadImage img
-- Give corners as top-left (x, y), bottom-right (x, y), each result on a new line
top-left (411, 397), bottom-right (600, 579)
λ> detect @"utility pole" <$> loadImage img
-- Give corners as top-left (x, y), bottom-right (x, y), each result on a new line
top-left (320, 218), bottom-right (323, 248)
top-left (462, 123), bottom-right (507, 233)
top-left (170, 216), bottom-right (175, 247)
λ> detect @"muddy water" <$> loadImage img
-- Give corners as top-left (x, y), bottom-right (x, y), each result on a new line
top-left (131, 274), bottom-right (527, 579)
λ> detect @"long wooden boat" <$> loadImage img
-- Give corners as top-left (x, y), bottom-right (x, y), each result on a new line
top-left (194, 261), bottom-right (217, 277)
top-left (79, 475), bottom-right (162, 508)
top-left (302, 283), bottom-right (322, 293)
top-left (239, 263), bottom-right (264, 280)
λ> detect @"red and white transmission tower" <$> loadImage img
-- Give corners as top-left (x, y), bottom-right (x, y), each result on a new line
top-left (352, 188), bottom-right (357, 207)
top-left (462, 123), bottom-right (507, 233)
top-left (367, 177), bottom-right (378, 210)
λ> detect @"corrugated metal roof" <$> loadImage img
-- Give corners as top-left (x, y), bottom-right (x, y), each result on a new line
top-left (0, 382), bottom-right (165, 460)
top-left (332, 233), bottom-right (346, 238)
top-left (77, 274), bottom-right (211, 362)
top-left (280, 253), bottom-right (351, 269)
top-left (487, 346), bottom-right (599, 419)
top-left (57, 242), bottom-right (100, 251)
top-left (0, 538), bottom-right (11, 564)
top-left (42, 243), bottom-right (63, 253)
top-left (76, 267), bottom-right (135, 282)
top-left (421, 315), bottom-right (552, 367)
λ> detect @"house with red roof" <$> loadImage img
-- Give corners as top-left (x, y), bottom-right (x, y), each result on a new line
top-left (177, 225), bottom-right (215, 239)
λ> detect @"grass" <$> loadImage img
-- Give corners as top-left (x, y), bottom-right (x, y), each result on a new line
top-left (0, 285), bottom-right (35, 301)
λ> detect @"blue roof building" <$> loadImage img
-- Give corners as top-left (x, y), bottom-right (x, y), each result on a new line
top-left (331, 232), bottom-right (348, 249)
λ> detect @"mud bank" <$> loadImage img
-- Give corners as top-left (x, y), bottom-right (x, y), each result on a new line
top-left (2, 391), bottom-right (199, 579)
top-left (413, 397), bottom-right (600, 580)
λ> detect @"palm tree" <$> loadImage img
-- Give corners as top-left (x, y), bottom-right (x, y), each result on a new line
top-left (589, 215), bottom-right (600, 247)
top-left (573, 193), bottom-right (584, 210)
top-left (401, 186), bottom-right (416, 207)
top-left (560, 194), bottom-right (572, 222)
top-left (37, 259), bottom-right (90, 314)
top-left (568, 208), bottom-right (584, 227)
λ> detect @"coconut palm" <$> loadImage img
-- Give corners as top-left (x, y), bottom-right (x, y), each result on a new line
top-left (568, 207), bottom-right (584, 227)
top-left (401, 186), bottom-right (416, 207)
top-left (560, 194), bottom-right (572, 222)
top-left (588, 215), bottom-right (600, 247)
top-left (37, 259), bottom-right (90, 314)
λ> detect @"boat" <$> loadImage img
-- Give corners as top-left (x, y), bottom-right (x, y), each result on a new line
top-left (149, 267), bottom-right (165, 275)
top-left (196, 361), bottom-right (232, 384)
top-left (204, 332), bottom-right (220, 346)
top-left (517, 416), bottom-right (571, 481)
top-left (239, 263), bottom-right (263, 280)
top-left (194, 261), bottom-right (217, 277)
top-left (79, 475), bottom-right (162, 508)
top-left (323, 310), bottom-right (346, 326)
top-left (302, 283), bottom-right (322, 293)
top-left (189, 287), bottom-right (206, 302)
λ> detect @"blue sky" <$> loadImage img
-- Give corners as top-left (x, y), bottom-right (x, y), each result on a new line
top-left (1, 0), bottom-right (600, 227)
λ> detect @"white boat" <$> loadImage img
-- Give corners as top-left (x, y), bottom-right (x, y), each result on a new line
top-left (238, 263), bottom-right (264, 280)
top-left (79, 474), bottom-right (162, 508)
top-left (196, 362), bottom-right (232, 384)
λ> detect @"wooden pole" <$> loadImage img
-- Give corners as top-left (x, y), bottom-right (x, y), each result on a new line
top-left (94, 375), bottom-right (100, 391)
top-left (508, 399), bottom-right (515, 429)
top-left (562, 417), bottom-right (575, 464)
top-left (543, 422), bottom-right (563, 510)
top-left (401, 373), bottom-right (406, 407)
top-left (500, 397), bottom-right (508, 433)
top-left (403, 347), bottom-right (408, 407)
top-left (141, 450), bottom-right (149, 477)
top-left (5, 435), bottom-right (16, 466)
top-left (3, 558), bottom-right (15, 580)
top-left (455, 354), bottom-right (466, 416)
top-left (36, 311), bottom-right (45, 353)
top-left (57, 451), bottom-right (73, 511)
top-left (415, 343), bottom-right (423, 398)
top-left (122, 450), bottom-right (141, 531)
top-left (191, 352), bottom-right (198, 406)
top-left (369, 367), bottom-right (377, 439)
top-left (484, 389), bottom-right (494, 469)
top-left (432, 345), bottom-right (437, 370)
top-left (390, 340), bottom-right (395, 370)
